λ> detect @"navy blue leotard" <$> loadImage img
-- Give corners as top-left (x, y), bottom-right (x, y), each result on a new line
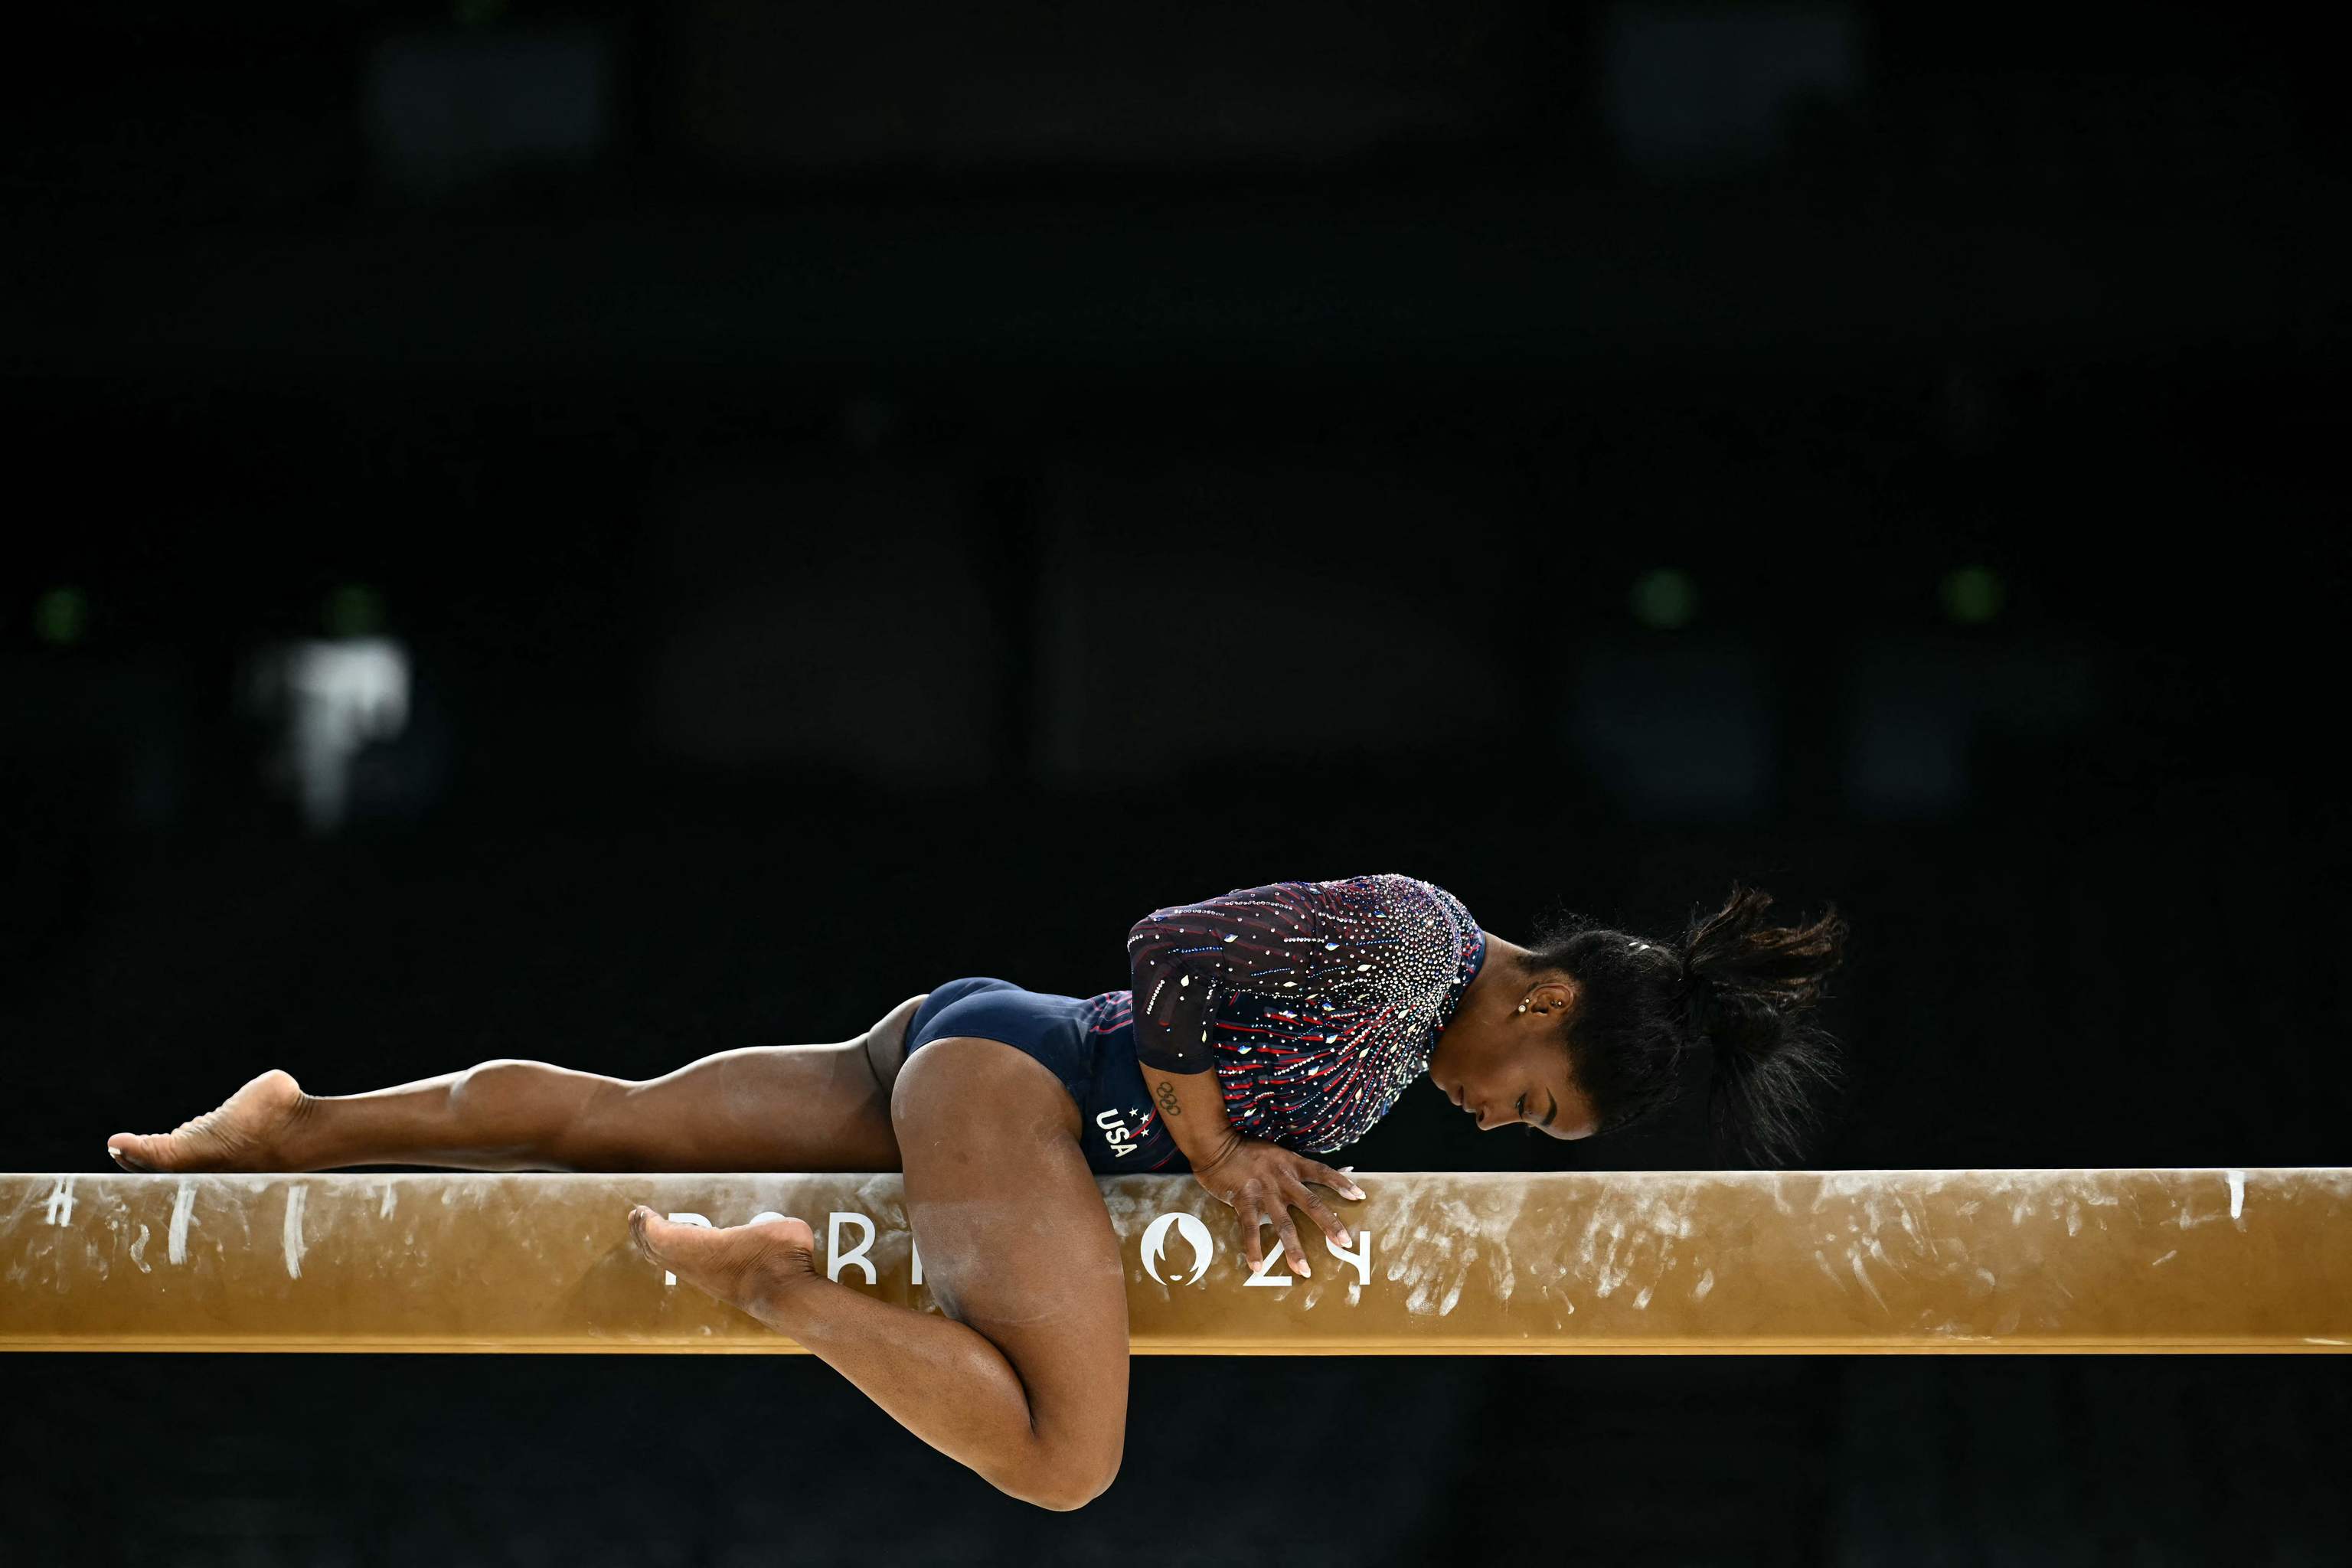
top-left (902, 873), bottom-right (1488, 1174)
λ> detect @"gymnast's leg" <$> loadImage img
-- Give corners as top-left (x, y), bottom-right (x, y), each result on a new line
top-left (628, 1034), bottom-right (1129, 1512)
top-left (103, 995), bottom-right (926, 1175)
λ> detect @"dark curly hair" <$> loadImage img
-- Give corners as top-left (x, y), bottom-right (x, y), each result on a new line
top-left (1519, 885), bottom-right (1852, 1168)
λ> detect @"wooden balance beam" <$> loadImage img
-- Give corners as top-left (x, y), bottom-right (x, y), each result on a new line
top-left (4, 1169), bottom-right (2346, 1354)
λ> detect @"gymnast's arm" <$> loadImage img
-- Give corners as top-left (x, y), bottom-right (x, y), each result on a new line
top-left (1143, 1063), bottom-right (1242, 1172)
top-left (1129, 880), bottom-right (1374, 1271)
top-left (1125, 879), bottom-right (1330, 1171)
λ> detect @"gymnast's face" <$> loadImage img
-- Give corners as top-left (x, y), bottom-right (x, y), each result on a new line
top-left (1429, 942), bottom-right (1599, 1140)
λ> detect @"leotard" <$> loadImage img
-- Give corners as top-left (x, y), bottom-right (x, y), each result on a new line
top-left (902, 872), bottom-right (1487, 1173)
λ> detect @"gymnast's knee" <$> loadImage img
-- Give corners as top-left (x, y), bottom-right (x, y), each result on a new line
top-left (1008, 1449), bottom-right (1121, 1513)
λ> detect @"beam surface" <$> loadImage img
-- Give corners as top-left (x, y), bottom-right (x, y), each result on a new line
top-left (4, 1169), bottom-right (2347, 1354)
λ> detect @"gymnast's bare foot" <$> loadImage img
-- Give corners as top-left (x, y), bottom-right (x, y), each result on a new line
top-left (106, 1069), bottom-right (310, 1173)
top-left (629, 1208), bottom-right (819, 1313)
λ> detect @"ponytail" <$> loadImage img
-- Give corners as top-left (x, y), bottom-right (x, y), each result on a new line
top-left (1677, 886), bottom-right (1851, 1168)
top-left (1522, 884), bottom-right (1852, 1167)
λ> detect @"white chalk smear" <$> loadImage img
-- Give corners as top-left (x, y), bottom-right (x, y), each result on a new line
top-left (1691, 1268), bottom-right (1714, 1302)
top-left (1846, 1245), bottom-right (1889, 1313)
top-left (2151, 1250), bottom-right (2177, 1266)
top-left (2226, 1170), bottom-right (2244, 1221)
top-left (44, 1176), bottom-right (75, 1227)
top-left (380, 1184), bottom-right (398, 1220)
top-left (283, 1184), bottom-right (309, 1279)
top-left (129, 1223), bottom-right (152, 1273)
top-left (168, 1181), bottom-right (196, 1266)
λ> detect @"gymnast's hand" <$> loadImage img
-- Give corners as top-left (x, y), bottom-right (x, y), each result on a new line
top-left (1191, 1137), bottom-right (1365, 1279)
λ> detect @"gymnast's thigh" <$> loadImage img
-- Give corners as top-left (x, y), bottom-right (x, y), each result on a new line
top-left (890, 1036), bottom-right (1130, 1488)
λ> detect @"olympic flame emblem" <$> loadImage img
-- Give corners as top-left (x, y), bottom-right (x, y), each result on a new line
top-left (1140, 1212), bottom-right (1214, 1285)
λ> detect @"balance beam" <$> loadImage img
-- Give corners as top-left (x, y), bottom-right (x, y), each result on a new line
top-left (4, 1170), bottom-right (2346, 1354)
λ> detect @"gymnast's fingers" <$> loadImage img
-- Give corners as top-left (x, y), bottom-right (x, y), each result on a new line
top-left (1289, 1181), bottom-right (1354, 1251)
top-left (1233, 1187), bottom-right (1268, 1276)
top-left (1270, 1198), bottom-right (1309, 1278)
top-left (1315, 1163), bottom-right (1367, 1201)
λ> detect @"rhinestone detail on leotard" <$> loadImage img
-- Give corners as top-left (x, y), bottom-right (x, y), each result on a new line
top-left (1124, 873), bottom-right (1488, 1153)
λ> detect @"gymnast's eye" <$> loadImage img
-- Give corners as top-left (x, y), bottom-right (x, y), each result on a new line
top-left (1515, 1093), bottom-right (1527, 1120)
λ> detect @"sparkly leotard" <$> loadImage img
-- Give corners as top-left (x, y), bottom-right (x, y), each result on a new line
top-left (903, 873), bottom-right (1488, 1172)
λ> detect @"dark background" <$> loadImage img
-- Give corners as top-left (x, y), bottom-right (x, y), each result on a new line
top-left (5, 2), bottom-right (2347, 1563)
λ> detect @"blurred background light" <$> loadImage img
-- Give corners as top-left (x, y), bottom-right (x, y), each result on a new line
top-left (31, 587), bottom-right (88, 647)
top-left (1940, 565), bottom-right (2006, 625)
top-left (1630, 567), bottom-right (1698, 629)
top-left (240, 638), bottom-right (413, 835)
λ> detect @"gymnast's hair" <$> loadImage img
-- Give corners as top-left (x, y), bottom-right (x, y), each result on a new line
top-left (1521, 885), bottom-right (1851, 1168)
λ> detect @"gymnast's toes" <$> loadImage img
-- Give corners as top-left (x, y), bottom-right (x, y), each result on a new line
top-left (630, 1209), bottom-right (819, 1307)
top-left (107, 1068), bottom-right (309, 1174)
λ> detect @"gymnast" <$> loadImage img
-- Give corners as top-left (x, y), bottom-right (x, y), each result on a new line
top-left (104, 872), bottom-right (1847, 1511)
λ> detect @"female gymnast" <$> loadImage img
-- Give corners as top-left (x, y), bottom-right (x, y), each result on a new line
top-left (104, 871), bottom-right (1848, 1511)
